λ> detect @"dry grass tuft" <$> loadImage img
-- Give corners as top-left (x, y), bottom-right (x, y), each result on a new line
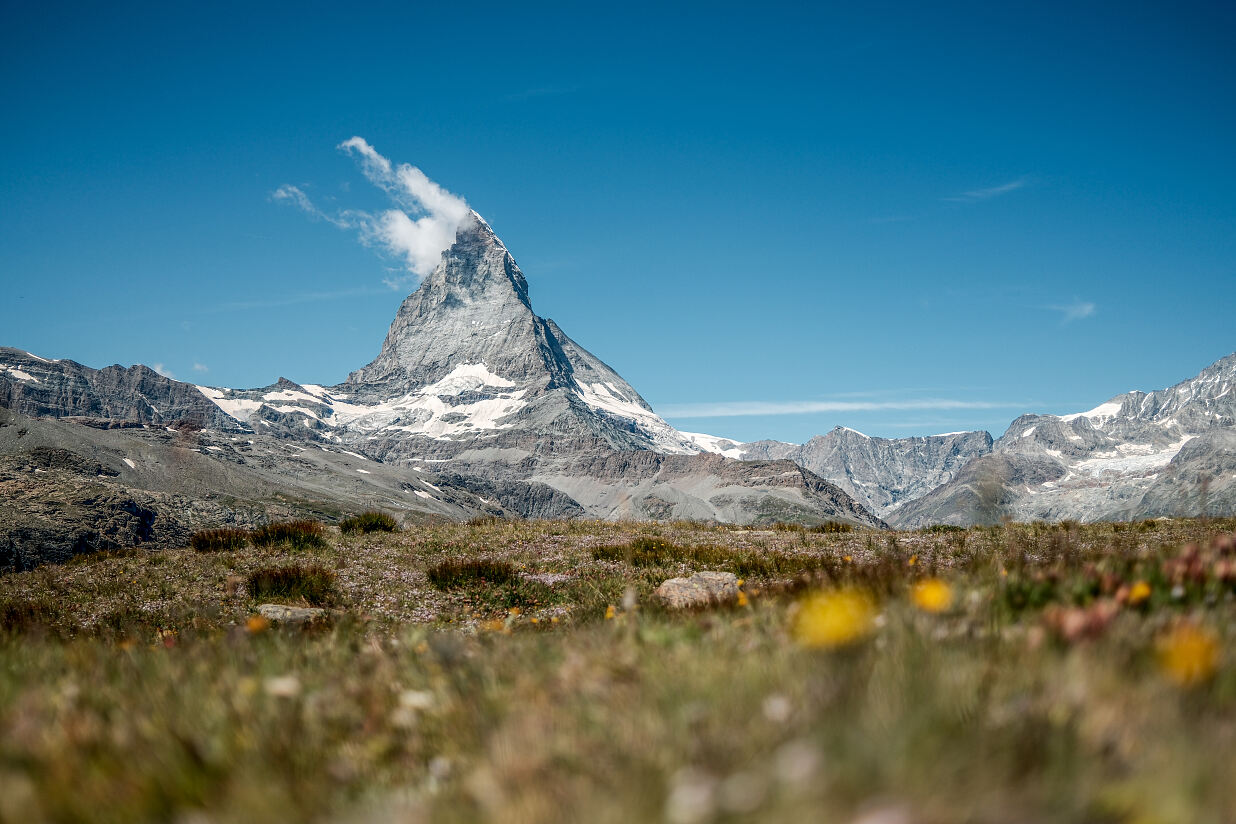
top-left (251, 519), bottom-right (328, 550)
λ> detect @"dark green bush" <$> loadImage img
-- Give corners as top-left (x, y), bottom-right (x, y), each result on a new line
top-left (810, 521), bottom-right (855, 534)
top-left (926, 524), bottom-right (965, 534)
top-left (246, 564), bottom-right (339, 605)
top-left (191, 528), bottom-right (251, 552)
top-left (427, 558), bottom-right (517, 590)
top-left (251, 520), bottom-right (327, 550)
top-left (339, 511), bottom-right (398, 535)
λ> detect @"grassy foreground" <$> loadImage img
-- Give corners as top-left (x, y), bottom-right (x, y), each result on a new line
top-left (1, 517), bottom-right (1235, 823)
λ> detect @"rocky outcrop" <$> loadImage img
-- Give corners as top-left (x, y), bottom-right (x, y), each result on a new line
top-left (0, 349), bottom-right (239, 430)
top-left (740, 427), bottom-right (993, 518)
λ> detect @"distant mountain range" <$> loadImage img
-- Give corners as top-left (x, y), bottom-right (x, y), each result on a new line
top-left (682, 355), bottom-right (1235, 526)
top-left (1, 211), bottom-right (1232, 566)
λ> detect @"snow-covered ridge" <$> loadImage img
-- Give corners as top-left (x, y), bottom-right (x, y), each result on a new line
top-left (1059, 401), bottom-right (1123, 423)
top-left (196, 362), bottom-right (527, 441)
top-left (572, 379), bottom-right (698, 454)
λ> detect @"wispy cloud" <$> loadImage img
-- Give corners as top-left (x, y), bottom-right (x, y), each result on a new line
top-left (274, 138), bottom-right (474, 289)
top-left (192, 362), bottom-right (209, 373)
top-left (660, 398), bottom-right (1024, 419)
top-left (270, 185), bottom-right (348, 228)
top-left (1046, 299), bottom-right (1096, 323)
top-left (152, 363), bottom-right (175, 379)
top-left (943, 177), bottom-right (1029, 203)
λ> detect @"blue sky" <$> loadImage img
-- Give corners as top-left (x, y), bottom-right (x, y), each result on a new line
top-left (2, 1), bottom-right (1233, 443)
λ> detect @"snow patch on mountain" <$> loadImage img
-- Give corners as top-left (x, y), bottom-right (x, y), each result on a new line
top-left (679, 431), bottom-right (745, 459)
top-left (2, 366), bottom-right (39, 383)
top-left (1059, 401), bottom-right (1123, 423)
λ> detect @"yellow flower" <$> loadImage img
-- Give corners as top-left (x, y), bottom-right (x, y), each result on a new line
top-left (908, 555), bottom-right (918, 566)
top-left (246, 615), bottom-right (270, 634)
top-left (508, 607), bottom-right (522, 617)
top-left (1127, 580), bottom-right (1152, 607)
top-left (793, 588), bottom-right (877, 649)
top-left (843, 555), bottom-right (853, 563)
top-left (605, 605), bottom-right (617, 620)
top-left (911, 578), bottom-right (954, 614)
top-left (736, 590), bottom-right (750, 608)
top-left (1158, 623), bottom-right (1220, 686)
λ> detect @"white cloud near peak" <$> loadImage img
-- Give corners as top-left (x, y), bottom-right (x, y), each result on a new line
top-left (274, 138), bottom-right (474, 286)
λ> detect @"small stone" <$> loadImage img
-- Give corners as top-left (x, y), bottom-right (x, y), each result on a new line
top-left (256, 603), bottom-right (328, 626)
top-left (654, 571), bottom-right (739, 609)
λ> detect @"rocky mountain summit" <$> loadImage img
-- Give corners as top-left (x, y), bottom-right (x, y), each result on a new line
top-left (0, 212), bottom-right (883, 565)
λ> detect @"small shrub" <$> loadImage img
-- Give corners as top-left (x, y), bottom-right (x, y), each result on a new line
top-left (251, 520), bottom-right (328, 550)
top-left (339, 511), bottom-right (398, 535)
top-left (810, 521), bottom-right (854, 534)
top-left (926, 524), bottom-right (965, 534)
top-left (246, 564), bottom-right (339, 605)
top-left (427, 559), bottom-right (516, 590)
top-left (0, 599), bottom-right (61, 636)
top-left (191, 528), bottom-right (250, 552)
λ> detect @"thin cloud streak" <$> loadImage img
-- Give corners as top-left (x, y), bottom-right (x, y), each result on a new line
top-left (1047, 299), bottom-right (1096, 323)
top-left (661, 398), bottom-right (1025, 419)
top-left (943, 177), bottom-right (1028, 202)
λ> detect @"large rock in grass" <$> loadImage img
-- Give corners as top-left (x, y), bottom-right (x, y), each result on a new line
top-left (256, 604), bottom-right (329, 626)
top-left (654, 571), bottom-right (740, 609)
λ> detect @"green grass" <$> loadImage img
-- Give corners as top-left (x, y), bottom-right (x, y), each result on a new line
top-left (338, 511), bottom-right (399, 535)
top-left (0, 518), bottom-right (1234, 822)
top-left (250, 519), bottom-right (328, 550)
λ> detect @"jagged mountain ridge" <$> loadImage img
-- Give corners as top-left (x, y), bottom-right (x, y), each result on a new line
top-left (890, 353), bottom-right (1236, 526)
top-left (740, 427), bottom-right (995, 518)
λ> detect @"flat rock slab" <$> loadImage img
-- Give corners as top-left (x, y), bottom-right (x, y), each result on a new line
top-left (654, 571), bottom-right (740, 610)
top-left (257, 604), bottom-right (329, 626)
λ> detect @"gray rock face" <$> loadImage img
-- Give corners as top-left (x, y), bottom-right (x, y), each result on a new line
top-left (890, 353), bottom-right (1236, 527)
top-left (0, 349), bottom-right (240, 431)
top-left (256, 604), bottom-right (329, 627)
top-left (740, 427), bottom-right (993, 519)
